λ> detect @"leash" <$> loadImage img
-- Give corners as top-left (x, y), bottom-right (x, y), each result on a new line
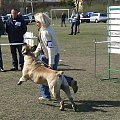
top-left (39, 59), bottom-right (52, 69)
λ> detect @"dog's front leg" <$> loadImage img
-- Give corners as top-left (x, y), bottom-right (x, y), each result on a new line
top-left (17, 77), bottom-right (27, 85)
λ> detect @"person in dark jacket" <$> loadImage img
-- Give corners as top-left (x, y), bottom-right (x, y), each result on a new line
top-left (6, 9), bottom-right (27, 71)
top-left (0, 18), bottom-right (5, 72)
top-left (76, 12), bottom-right (80, 33)
top-left (61, 12), bottom-right (66, 27)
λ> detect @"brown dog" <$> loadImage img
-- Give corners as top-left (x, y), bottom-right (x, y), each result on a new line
top-left (18, 44), bottom-right (77, 111)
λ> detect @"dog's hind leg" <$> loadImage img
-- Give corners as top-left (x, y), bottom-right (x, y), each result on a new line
top-left (62, 85), bottom-right (77, 112)
top-left (55, 93), bottom-right (64, 111)
top-left (60, 75), bottom-right (77, 112)
top-left (49, 84), bottom-right (65, 111)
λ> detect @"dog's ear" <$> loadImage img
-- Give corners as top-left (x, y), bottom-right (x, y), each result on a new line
top-left (31, 45), bottom-right (37, 52)
top-left (22, 43), bottom-right (27, 46)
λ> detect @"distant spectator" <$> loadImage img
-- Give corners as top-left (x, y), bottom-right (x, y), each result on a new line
top-left (69, 9), bottom-right (78, 35)
top-left (0, 18), bottom-right (5, 72)
top-left (0, 17), bottom-right (5, 35)
top-left (61, 12), bottom-right (66, 27)
top-left (76, 12), bottom-right (80, 33)
top-left (6, 8), bottom-right (27, 71)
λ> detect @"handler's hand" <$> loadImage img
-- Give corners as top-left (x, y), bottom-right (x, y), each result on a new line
top-left (34, 51), bottom-right (41, 57)
top-left (48, 64), bottom-right (53, 69)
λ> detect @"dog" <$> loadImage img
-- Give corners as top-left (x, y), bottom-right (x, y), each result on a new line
top-left (17, 43), bottom-right (77, 111)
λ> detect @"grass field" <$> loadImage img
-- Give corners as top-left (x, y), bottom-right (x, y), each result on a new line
top-left (0, 20), bottom-right (120, 120)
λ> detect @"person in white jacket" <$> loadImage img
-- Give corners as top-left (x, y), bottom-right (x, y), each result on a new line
top-left (69, 9), bottom-right (78, 35)
top-left (34, 13), bottom-right (78, 100)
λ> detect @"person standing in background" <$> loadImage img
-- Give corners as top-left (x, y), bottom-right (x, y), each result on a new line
top-left (6, 9), bottom-right (27, 71)
top-left (76, 12), bottom-right (80, 33)
top-left (0, 18), bottom-right (5, 72)
top-left (69, 9), bottom-right (77, 35)
top-left (61, 12), bottom-right (66, 27)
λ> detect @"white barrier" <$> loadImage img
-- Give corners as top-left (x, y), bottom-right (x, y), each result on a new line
top-left (24, 32), bottom-right (37, 46)
top-left (0, 32), bottom-right (37, 46)
top-left (95, 41), bottom-right (120, 44)
top-left (94, 39), bottom-right (120, 80)
top-left (0, 43), bottom-right (23, 46)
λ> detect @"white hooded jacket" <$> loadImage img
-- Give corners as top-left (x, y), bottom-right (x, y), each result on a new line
top-left (35, 25), bottom-right (60, 65)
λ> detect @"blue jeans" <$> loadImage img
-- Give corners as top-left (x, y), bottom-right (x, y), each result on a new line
top-left (39, 53), bottom-right (73, 98)
top-left (70, 22), bottom-right (77, 35)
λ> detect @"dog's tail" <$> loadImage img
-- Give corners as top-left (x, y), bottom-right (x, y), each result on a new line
top-left (56, 71), bottom-right (63, 77)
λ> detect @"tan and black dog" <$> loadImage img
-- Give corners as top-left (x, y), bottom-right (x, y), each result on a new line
top-left (17, 44), bottom-right (77, 111)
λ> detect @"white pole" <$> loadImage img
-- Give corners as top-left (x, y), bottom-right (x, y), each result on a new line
top-left (50, 10), bottom-right (52, 20)
top-left (31, 0), bottom-right (33, 14)
top-left (68, 9), bottom-right (70, 19)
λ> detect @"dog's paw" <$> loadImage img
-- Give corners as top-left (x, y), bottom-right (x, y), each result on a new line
top-left (72, 104), bottom-right (77, 112)
top-left (17, 81), bottom-right (23, 85)
top-left (60, 108), bottom-right (65, 111)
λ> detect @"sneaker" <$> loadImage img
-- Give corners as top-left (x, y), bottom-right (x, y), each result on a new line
top-left (69, 33), bottom-right (73, 35)
top-left (10, 67), bottom-right (18, 71)
top-left (71, 81), bottom-right (78, 93)
top-left (0, 68), bottom-right (5, 72)
top-left (38, 97), bottom-right (51, 101)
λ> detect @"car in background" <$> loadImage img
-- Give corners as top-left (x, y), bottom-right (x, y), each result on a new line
top-left (0, 16), bottom-right (9, 23)
top-left (24, 13), bottom-right (35, 23)
top-left (22, 15), bottom-right (30, 25)
top-left (6, 14), bottom-right (12, 18)
top-left (81, 12), bottom-right (94, 23)
top-left (68, 12), bottom-right (91, 23)
top-left (68, 11), bottom-right (94, 23)
top-left (6, 14), bottom-right (30, 25)
top-left (90, 13), bottom-right (107, 23)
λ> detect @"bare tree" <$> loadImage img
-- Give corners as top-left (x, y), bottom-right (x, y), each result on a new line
top-left (73, 0), bottom-right (83, 12)
top-left (76, 0), bottom-right (80, 12)
top-left (84, 0), bottom-right (93, 6)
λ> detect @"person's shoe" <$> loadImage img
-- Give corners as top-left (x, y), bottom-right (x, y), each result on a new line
top-left (38, 97), bottom-right (51, 101)
top-left (10, 67), bottom-right (18, 71)
top-left (20, 66), bottom-right (23, 71)
top-left (0, 68), bottom-right (5, 72)
top-left (20, 64), bottom-right (24, 71)
top-left (71, 81), bottom-right (78, 93)
top-left (69, 33), bottom-right (73, 35)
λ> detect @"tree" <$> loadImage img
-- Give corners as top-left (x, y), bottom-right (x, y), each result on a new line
top-left (73, 0), bottom-right (83, 12)
top-left (83, 0), bottom-right (93, 6)
top-left (66, 0), bottom-right (75, 7)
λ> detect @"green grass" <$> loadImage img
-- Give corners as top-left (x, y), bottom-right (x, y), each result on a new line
top-left (0, 20), bottom-right (120, 120)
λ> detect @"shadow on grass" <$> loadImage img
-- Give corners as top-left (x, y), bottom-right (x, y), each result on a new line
top-left (39, 100), bottom-right (120, 112)
top-left (59, 64), bottom-right (70, 67)
top-left (74, 100), bottom-right (120, 112)
top-left (58, 68), bottom-right (86, 71)
top-left (58, 64), bottom-right (86, 71)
